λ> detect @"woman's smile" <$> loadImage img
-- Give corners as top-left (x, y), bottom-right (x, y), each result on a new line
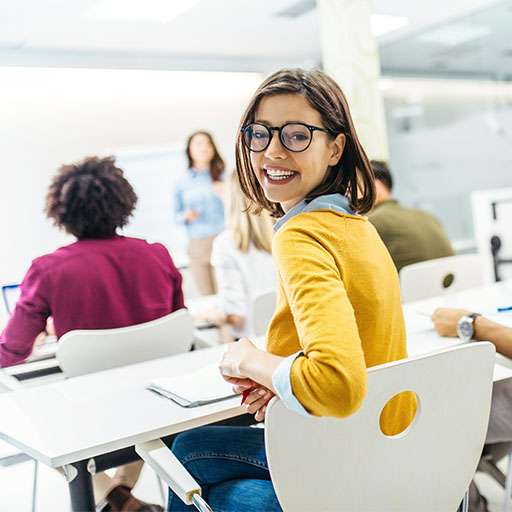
top-left (263, 165), bottom-right (298, 184)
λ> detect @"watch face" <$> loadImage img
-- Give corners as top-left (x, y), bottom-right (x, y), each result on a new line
top-left (457, 318), bottom-right (473, 341)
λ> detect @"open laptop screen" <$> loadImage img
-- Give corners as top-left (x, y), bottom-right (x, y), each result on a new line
top-left (2, 284), bottom-right (21, 315)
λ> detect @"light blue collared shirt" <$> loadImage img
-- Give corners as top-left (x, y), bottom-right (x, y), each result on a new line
top-left (174, 168), bottom-right (225, 239)
top-left (271, 193), bottom-right (358, 416)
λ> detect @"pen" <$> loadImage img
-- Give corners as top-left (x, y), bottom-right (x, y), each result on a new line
top-left (241, 390), bottom-right (250, 405)
top-left (497, 306), bottom-right (512, 313)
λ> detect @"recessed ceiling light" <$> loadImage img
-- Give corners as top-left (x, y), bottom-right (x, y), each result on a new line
top-left (371, 14), bottom-right (409, 37)
top-left (82, 0), bottom-right (198, 24)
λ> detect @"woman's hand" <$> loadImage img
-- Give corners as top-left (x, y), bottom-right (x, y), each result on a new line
top-left (224, 376), bottom-right (275, 421)
top-left (219, 338), bottom-right (258, 379)
top-left (184, 208), bottom-right (201, 223)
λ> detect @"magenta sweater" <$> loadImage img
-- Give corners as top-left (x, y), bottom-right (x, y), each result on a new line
top-left (0, 235), bottom-right (185, 367)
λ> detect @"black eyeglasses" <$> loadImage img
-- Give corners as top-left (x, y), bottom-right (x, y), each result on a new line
top-left (241, 122), bottom-right (334, 153)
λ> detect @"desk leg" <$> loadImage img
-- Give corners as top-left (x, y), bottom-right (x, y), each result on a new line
top-left (64, 460), bottom-right (95, 512)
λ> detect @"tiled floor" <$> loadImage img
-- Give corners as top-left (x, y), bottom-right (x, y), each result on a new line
top-left (0, 455), bottom-right (510, 512)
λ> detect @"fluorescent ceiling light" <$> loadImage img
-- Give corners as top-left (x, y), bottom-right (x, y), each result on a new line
top-left (82, 0), bottom-right (198, 23)
top-left (371, 14), bottom-right (409, 38)
top-left (417, 25), bottom-right (491, 46)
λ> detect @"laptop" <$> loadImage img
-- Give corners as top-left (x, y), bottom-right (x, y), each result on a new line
top-left (2, 284), bottom-right (21, 316)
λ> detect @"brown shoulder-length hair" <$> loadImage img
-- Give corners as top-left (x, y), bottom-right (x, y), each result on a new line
top-left (186, 131), bottom-right (225, 182)
top-left (45, 156), bottom-right (137, 239)
top-left (235, 68), bottom-right (375, 217)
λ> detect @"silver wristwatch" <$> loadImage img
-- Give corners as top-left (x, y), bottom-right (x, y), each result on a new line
top-left (456, 313), bottom-right (481, 342)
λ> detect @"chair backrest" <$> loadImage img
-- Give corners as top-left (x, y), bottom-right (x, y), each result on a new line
top-left (399, 253), bottom-right (485, 302)
top-left (57, 309), bottom-right (195, 377)
top-left (251, 288), bottom-right (277, 337)
top-left (265, 342), bottom-right (495, 512)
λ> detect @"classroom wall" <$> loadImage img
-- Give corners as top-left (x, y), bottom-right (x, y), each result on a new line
top-left (0, 67), bottom-right (262, 285)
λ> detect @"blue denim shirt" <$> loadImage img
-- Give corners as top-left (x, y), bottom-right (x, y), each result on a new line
top-left (271, 193), bottom-right (357, 416)
top-left (174, 168), bottom-right (225, 240)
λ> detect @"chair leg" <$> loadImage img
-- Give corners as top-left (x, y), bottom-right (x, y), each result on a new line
top-left (505, 450), bottom-right (512, 512)
top-left (460, 489), bottom-right (469, 512)
top-left (155, 474), bottom-right (166, 506)
top-left (31, 459), bottom-right (38, 512)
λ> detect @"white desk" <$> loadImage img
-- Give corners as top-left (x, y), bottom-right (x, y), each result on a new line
top-left (2, 282), bottom-right (512, 509)
top-left (0, 344), bottom-right (245, 510)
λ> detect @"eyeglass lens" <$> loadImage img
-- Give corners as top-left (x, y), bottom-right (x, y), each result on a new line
top-left (244, 123), bottom-right (312, 152)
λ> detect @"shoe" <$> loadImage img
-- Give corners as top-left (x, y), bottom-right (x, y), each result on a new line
top-left (120, 494), bottom-right (164, 512)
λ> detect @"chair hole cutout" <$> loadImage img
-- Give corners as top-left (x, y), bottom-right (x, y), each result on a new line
top-left (442, 273), bottom-right (455, 289)
top-left (379, 390), bottom-right (419, 438)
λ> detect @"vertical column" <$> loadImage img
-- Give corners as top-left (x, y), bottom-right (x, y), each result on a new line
top-left (317, 0), bottom-right (388, 160)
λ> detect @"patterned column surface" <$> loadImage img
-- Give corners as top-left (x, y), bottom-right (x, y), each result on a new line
top-left (317, 0), bottom-right (389, 161)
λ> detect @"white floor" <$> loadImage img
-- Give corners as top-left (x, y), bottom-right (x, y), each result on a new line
top-left (0, 458), bottom-right (166, 512)
top-left (0, 455), bottom-right (510, 512)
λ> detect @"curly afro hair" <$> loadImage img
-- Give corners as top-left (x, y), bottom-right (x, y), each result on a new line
top-left (45, 156), bottom-right (137, 239)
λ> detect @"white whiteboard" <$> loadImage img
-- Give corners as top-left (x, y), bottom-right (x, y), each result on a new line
top-left (113, 143), bottom-right (190, 268)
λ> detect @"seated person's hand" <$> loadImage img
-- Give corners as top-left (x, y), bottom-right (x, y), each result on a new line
top-left (219, 338), bottom-right (257, 379)
top-left (224, 376), bottom-right (275, 421)
top-left (45, 317), bottom-right (55, 336)
top-left (431, 308), bottom-right (471, 338)
top-left (33, 331), bottom-right (47, 347)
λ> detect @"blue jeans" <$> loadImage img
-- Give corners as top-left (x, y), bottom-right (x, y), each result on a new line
top-left (166, 426), bottom-right (282, 512)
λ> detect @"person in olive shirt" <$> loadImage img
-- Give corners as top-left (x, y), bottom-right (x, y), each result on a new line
top-left (367, 161), bottom-right (454, 272)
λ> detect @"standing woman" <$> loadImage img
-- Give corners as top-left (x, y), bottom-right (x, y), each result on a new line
top-left (175, 131), bottom-right (225, 296)
top-left (167, 69), bottom-right (416, 511)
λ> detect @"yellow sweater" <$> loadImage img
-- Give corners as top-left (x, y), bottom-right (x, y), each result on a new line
top-left (267, 209), bottom-right (415, 435)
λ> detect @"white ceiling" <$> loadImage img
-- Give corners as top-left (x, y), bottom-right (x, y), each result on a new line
top-left (0, 0), bottom-right (503, 73)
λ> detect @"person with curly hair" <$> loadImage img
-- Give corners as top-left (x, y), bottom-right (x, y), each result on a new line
top-left (0, 155), bottom-right (184, 512)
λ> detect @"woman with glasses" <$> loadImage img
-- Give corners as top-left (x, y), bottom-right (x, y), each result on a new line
top-left (166, 68), bottom-right (416, 511)
top-left (174, 131), bottom-right (225, 296)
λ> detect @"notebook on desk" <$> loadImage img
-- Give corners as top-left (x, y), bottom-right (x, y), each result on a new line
top-left (148, 364), bottom-right (236, 407)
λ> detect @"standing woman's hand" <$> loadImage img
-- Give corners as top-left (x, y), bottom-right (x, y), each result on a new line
top-left (184, 208), bottom-right (201, 223)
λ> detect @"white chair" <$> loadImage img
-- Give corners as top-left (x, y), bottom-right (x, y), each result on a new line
top-left (136, 343), bottom-right (494, 512)
top-left (57, 308), bottom-right (194, 377)
top-left (265, 342), bottom-right (495, 512)
top-left (399, 254), bottom-right (485, 303)
top-left (57, 308), bottom-right (195, 506)
top-left (251, 288), bottom-right (276, 337)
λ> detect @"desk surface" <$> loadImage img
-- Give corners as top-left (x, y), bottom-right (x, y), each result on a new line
top-left (2, 282), bottom-right (512, 470)
top-left (0, 344), bottom-right (244, 468)
top-left (403, 281), bottom-right (512, 381)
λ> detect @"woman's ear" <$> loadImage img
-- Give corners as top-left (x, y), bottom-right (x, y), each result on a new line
top-left (328, 134), bottom-right (346, 166)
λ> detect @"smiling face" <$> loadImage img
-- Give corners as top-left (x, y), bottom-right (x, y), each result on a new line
top-left (249, 94), bottom-right (345, 212)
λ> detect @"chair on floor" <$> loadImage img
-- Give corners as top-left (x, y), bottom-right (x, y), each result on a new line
top-left (57, 308), bottom-right (195, 377)
top-left (399, 253), bottom-right (485, 303)
top-left (251, 288), bottom-right (276, 337)
top-left (265, 342), bottom-right (495, 512)
top-left (57, 308), bottom-right (195, 506)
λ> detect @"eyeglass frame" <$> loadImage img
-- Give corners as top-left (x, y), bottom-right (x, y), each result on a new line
top-left (240, 122), bottom-right (336, 153)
